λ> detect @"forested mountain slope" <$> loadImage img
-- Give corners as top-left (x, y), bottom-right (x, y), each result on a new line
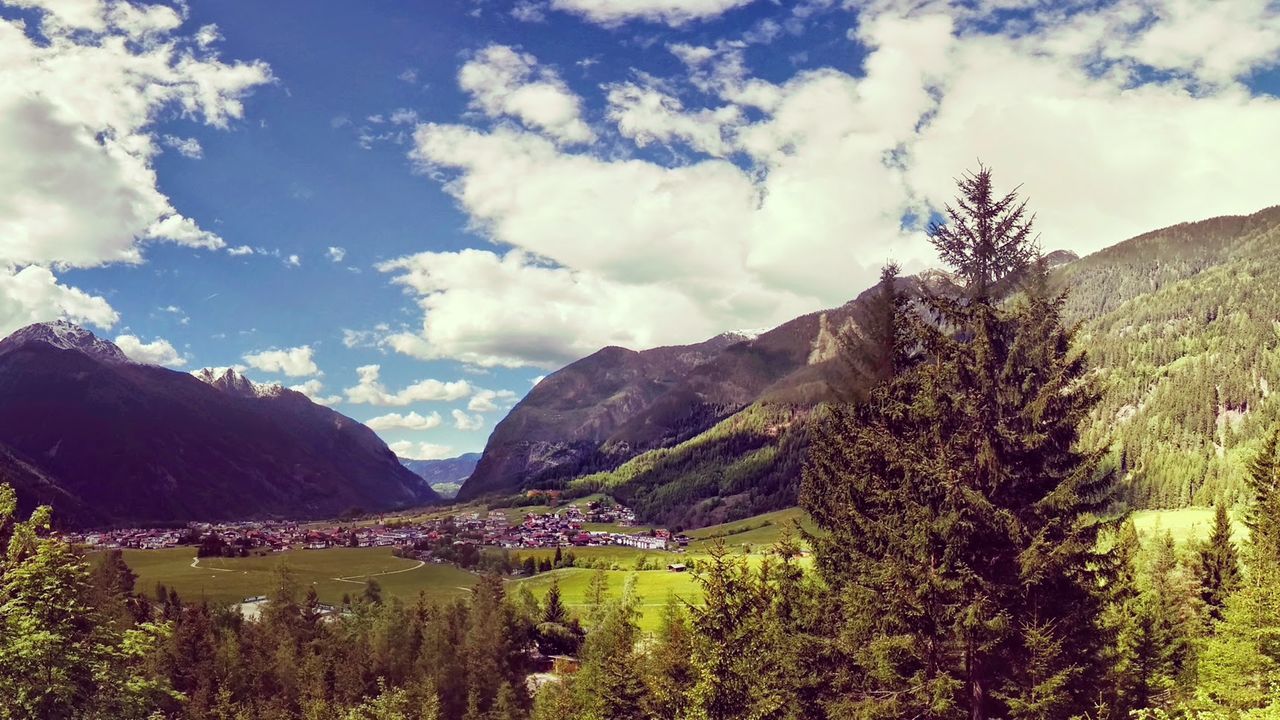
top-left (461, 273), bottom-right (950, 510)
top-left (1065, 205), bottom-right (1280, 507)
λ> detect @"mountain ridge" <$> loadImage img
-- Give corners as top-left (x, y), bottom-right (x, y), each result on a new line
top-left (0, 323), bottom-right (439, 527)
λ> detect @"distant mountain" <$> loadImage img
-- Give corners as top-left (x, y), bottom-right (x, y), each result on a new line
top-left (458, 273), bottom-right (954, 508)
top-left (399, 453), bottom-right (480, 498)
top-left (460, 204), bottom-right (1280, 528)
top-left (0, 322), bottom-right (438, 527)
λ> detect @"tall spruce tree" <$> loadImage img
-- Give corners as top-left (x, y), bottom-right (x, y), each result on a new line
top-left (802, 165), bottom-right (1115, 720)
top-left (1196, 501), bottom-right (1241, 623)
top-left (1246, 429), bottom-right (1280, 568)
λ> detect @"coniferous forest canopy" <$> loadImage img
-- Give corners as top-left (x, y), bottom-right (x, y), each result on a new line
top-left (10, 168), bottom-right (1280, 720)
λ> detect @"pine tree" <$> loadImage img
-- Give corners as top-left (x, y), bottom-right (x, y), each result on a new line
top-left (1196, 425), bottom-right (1280, 712)
top-left (645, 595), bottom-right (693, 720)
top-left (1246, 428), bottom-right (1280, 568)
top-left (802, 165), bottom-right (1115, 720)
top-left (543, 578), bottom-right (566, 625)
top-left (1196, 501), bottom-right (1241, 623)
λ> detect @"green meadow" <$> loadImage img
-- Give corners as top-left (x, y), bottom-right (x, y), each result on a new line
top-left (123, 547), bottom-right (477, 606)
top-left (122, 506), bottom-right (1227, 632)
top-left (1129, 506), bottom-right (1248, 545)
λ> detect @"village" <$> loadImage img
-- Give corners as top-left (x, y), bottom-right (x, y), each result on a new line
top-left (65, 498), bottom-right (690, 556)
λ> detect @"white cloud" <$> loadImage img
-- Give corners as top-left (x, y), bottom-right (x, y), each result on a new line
top-left (385, 1), bottom-right (1280, 369)
top-left (227, 245), bottom-right (255, 256)
top-left (468, 388), bottom-right (519, 412)
top-left (114, 334), bottom-right (187, 367)
top-left (389, 108), bottom-right (419, 125)
top-left (548, 0), bottom-right (757, 27)
top-left (606, 79), bottom-right (741, 156)
top-left (388, 441), bottom-right (454, 460)
top-left (161, 135), bottom-right (204, 159)
top-left (326, 246), bottom-right (347, 262)
top-left (458, 45), bottom-right (595, 144)
top-left (0, 266), bottom-right (118, 337)
top-left (451, 409), bottom-right (485, 431)
top-left (243, 346), bottom-right (320, 377)
top-left (288, 378), bottom-right (341, 405)
top-left (365, 410), bottom-right (444, 431)
top-left (343, 364), bottom-right (473, 406)
top-left (285, 254), bottom-right (301, 267)
top-left (512, 0), bottom-right (547, 22)
top-left (0, 0), bottom-right (270, 270)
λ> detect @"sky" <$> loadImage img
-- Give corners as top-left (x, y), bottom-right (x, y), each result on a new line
top-left (3, 0), bottom-right (1280, 460)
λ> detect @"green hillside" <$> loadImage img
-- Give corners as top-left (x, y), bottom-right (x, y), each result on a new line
top-left (1066, 207), bottom-right (1280, 507)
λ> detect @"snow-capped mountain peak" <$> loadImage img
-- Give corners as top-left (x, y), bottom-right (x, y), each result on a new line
top-left (194, 367), bottom-right (285, 399)
top-left (0, 320), bottom-right (130, 364)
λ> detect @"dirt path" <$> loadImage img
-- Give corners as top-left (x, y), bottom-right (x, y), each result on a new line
top-left (191, 557), bottom-right (234, 572)
top-left (332, 560), bottom-right (426, 585)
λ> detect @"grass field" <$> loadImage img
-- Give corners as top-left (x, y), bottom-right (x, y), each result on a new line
top-left (124, 547), bottom-right (478, 606)
top-left (1130, 507), bottom-right (1248, 546)
top-left (512, 567), bottom-right (702, 634)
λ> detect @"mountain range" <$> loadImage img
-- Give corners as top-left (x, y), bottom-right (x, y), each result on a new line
top-left (0, 321), bottom-right (437, 527)
top-left (400, 453), bottom-right (480, 498)
top-left (459, 204), bottom-right (1280, 528)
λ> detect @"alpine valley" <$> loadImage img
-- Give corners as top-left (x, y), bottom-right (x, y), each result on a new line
top-left (7, 206), bottom-right (1280, 531)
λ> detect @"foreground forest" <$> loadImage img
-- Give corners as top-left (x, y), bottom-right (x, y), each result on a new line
top-left (8, 169), bottom-right (1280, 720)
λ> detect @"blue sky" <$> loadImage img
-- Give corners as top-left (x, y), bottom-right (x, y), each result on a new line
top-left (4, 0), bottom-right (1280, 459)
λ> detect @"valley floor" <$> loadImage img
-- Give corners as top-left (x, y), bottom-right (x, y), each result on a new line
top-left (123, 505), bottom-right (1224, 633)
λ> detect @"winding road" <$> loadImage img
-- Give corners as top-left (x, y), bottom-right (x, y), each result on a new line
top-left (190, 557), bottom-right (234, 572)
top-left (331, 559), bottom-right (426, 584)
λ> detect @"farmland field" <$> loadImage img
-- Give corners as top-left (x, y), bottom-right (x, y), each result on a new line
top-left (512, 567), bottom-right (702, 634)
top-left (123, 547), bottom-right (478, 606)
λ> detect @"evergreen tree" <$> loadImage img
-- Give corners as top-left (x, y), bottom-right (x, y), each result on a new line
top-left (572, 577), bottom-right (649, 720)
top-left (1196, 426), bottom-right (1280, 712)
top-left (542, 578), bottom-right (566, 625)
top-left (802, 166), bottom-right (1115, 720)
top-left (645, 595), bottom-right (693, 720)
top-left (363, 578), bottom-right (383, 605)
top-left (1195, 501), bottom-right (1241, 623)
top-left (1246, 428), bottom-right (1280, 568)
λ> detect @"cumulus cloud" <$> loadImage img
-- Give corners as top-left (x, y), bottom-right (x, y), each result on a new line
top-left (365, 410), bottom-right (444, 431)
top-left (326, 246), bottom-right (347, 262)
top-left (243, 346), bottom-right (320, 377)
top-left (0, 0), bottom-right (268, 342)
top-left (458, 45), bottom-right (594, 144)
top-left (451, 409), bottom-right (485, 431)
top-left (388, 441), bottom-right (454, 460)
top-left (343, 365), bottom-right (472, 406)
top-left (0, 0), bottom-right (270, 270)
top-left (384, 0), bottom-right (1280, 369)
top-left (288, 378), bottom-right (341, 405)
top-left (115, 334), bottom-right (187, 367)
top-left (468, 388), bottom-right (518, 412)
top-left (548, 0), bottom-right (758, 27)
top-left (0, 266), bottom-right (119, 337)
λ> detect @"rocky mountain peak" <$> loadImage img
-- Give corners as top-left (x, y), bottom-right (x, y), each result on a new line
top-left (194, 367), bottom-right (284, 399)
top-left (0, 320), bottom-right (130, 364)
